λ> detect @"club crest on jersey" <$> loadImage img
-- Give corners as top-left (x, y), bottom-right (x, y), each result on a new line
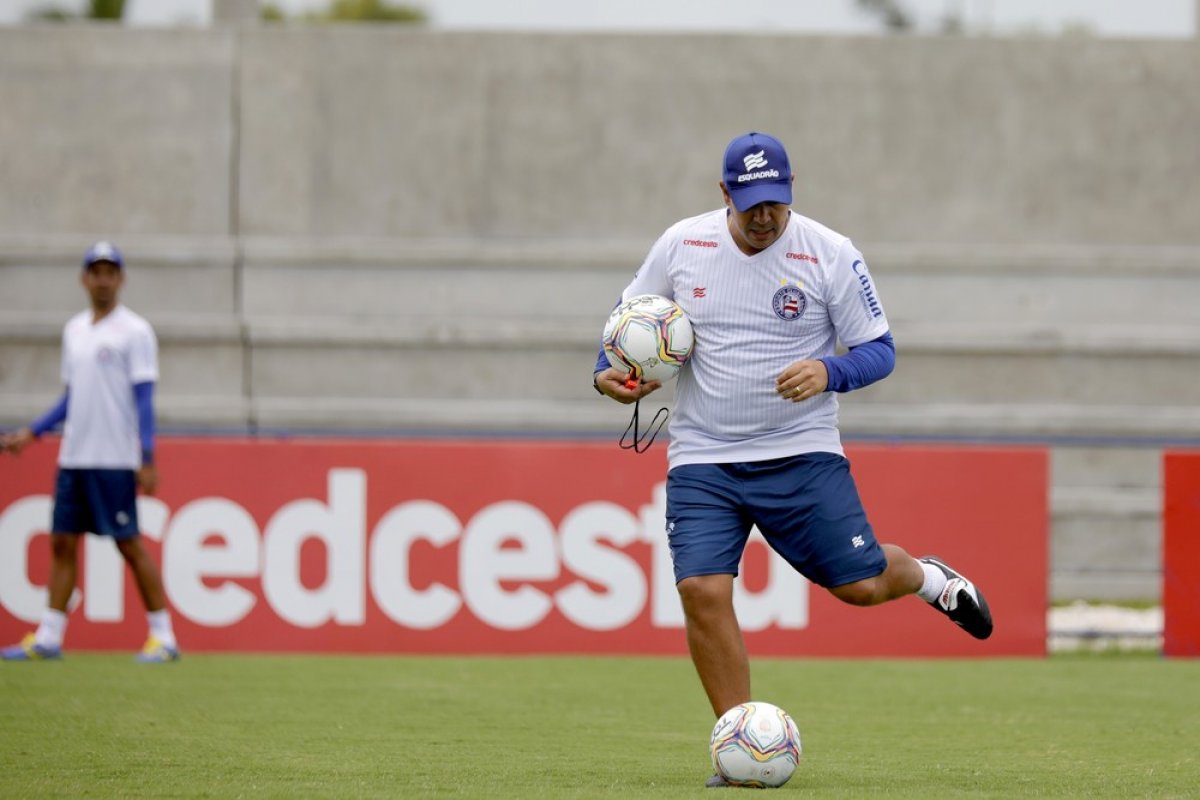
top-left (771, 284), bottom-right (807, 320)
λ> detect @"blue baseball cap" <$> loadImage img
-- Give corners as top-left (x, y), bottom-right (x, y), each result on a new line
top-left (722, 132), bottom-right (793, 212)
top-left (82, 240), bottom-right (123, 270)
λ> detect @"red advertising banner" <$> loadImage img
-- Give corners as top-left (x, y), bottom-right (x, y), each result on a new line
top-left (1, 437), bottom-right (1047, 656)
top-left (1164, 451), bottom-right (1200, 657)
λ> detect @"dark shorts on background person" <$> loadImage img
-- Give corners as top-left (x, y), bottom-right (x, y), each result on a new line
top-left (51, 468), bottom-right (140, 539)
top-left (665, 452), bottom-right (888, 587)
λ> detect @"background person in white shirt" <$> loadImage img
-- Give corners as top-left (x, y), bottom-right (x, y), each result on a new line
top-left (1, 242), bottom-right (180, 663)
top-left (593, 133), bottom-right (991, 785)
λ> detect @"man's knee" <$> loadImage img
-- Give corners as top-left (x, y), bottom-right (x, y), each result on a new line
top-left (50, 534), bottom-right (79, 562)
top-left (828, 577), bottom-right (886, 607)
top-left (677, 574), bottom-right (734, 615)
top-left (115, 535), bottom-right (147, 562)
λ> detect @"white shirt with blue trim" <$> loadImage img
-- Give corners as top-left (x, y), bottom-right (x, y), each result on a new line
top-left (58, 304), bottom-right (158, 469)
top-left (619, 208), bottom-right (890, 469)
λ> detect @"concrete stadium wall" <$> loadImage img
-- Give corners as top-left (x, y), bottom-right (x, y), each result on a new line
top-left (236, 31), bottom-right (1200, 247)
top-left (1, 25), bottom-right (1198, 601)
top-left (2, 28), bottom-right (1198, 244)
top-left (0, 28), bottom-right (235, 238)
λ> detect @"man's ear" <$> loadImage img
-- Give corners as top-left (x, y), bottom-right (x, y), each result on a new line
top-left (719, 181), bottom-right (733, 207)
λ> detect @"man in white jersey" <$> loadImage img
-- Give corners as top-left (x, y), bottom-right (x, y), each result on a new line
top-left (1, 241), bottom-right (180, 663)
top-left (593, 133), bottom-right (991, 786)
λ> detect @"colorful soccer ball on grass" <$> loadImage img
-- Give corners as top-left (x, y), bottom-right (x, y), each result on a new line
top-left (709, 701), bottom-right (803, 788)
top-left (601, 294), bottom-right (694, 384)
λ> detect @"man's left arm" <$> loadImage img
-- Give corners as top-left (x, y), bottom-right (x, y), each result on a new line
top-left (820, 332), bottom-right (896, 392)
top-left (134, 381), bottom-right (158, 494)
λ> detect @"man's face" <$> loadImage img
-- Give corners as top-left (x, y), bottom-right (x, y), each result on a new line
top-left (81, 261), bottom-right (124, 310)
top-left (721, 185), bottom-right (792, 253)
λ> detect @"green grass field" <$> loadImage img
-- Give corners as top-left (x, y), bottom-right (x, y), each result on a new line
top-left (1, 653), bottom-right (1197, 798)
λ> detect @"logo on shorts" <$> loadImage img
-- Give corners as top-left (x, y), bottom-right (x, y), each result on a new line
top-left (115, 511), bottom-right (130, 526)
top-left (771, 284), bottom-right (806, 320)
top-left (851, 535), bottom-right (865, 548)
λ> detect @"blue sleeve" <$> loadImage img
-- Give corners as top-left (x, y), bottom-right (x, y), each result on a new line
top-left (592, 297), bottom-right (619, 392)
top-left (594, 295), bottom-right (623, 376)
top-left (134, 381), bottom-right (156, 465)
top-left (594, 345), bottom-right (612, 375)
top-left (820, 332), bottom-right (896, 393)
top-left (30, 390), bottom-right (69, 437)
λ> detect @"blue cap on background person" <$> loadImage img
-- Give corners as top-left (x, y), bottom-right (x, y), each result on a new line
top-left (722, 132), bottom-right (793, 212)
top-left (82, 240), bottom-right (123, 270)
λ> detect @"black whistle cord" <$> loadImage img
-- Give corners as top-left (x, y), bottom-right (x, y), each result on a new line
top-left (619, 398), bottom-right (670, 454)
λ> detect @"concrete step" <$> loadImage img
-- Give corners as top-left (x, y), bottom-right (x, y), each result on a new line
top-left (5, 313), bottom-right (1200, 439)
top-left (1051, 572), bottom-right (1160, 603)
top-left (1049, 485), bottom-right (1161, 602)
top-left (856, 347), bottom-right (1200, 407)
top-left (231, 237), bottom-right (1200, 326)
top-left (222, 394), bottom-right (1200, 442)
top-left (247, 315), bottom-right (1200, 412)
top-left (882, 274), bottom-right (1200, 327)
top-left (0, 236), bottom-right (237, 318)
top-left (841, 403), bottom-right (1200, 440)
top-left (0, 315), bottom-right (246, 427)
top-left (1051, 445), bottom-right (1164, 489)
top-left (8, 311), bottom-right (1199, 400)
top-left (0, 393), bottom-right (250, 430)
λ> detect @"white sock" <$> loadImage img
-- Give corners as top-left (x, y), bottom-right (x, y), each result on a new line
top-left (916, 561), bottom-right (948, 603)
top-left (35, 608), bottom-right (68, 649)
top-left (147, 610), bottom-right (177, 649)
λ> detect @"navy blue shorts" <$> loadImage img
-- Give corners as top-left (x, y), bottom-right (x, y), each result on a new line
top-left (665, 452), bottom-right (887, 588)
top-left (51, 468), bottom-right (140, 540)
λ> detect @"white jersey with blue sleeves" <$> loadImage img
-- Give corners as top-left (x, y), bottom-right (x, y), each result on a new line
top-left (58, 304), bottom-right (158, 469)
top-left (621, 208), bottom-right (890, 469)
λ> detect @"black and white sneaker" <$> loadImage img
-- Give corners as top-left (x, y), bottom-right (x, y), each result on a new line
top-left (919, 556), bottom-right (993, 640)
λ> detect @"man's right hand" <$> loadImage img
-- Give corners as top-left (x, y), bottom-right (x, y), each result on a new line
top-left (1, 427), bottom-right (34, 455)
top-left (594, 368), bottom-right (663, 405)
